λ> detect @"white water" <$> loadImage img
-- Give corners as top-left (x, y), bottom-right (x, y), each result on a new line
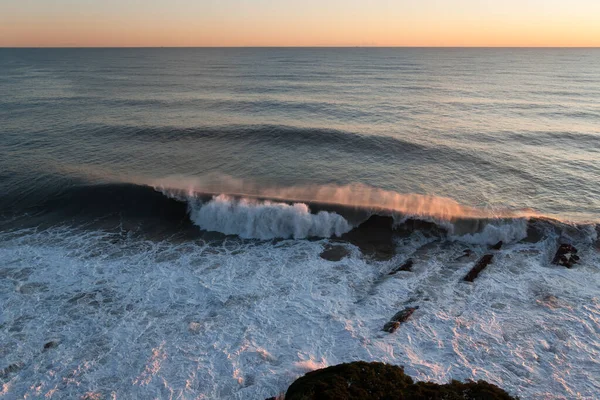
top-left (448, 219), bottom-right (530, 245)
top-left (166, 189), bottom-right (534, 245)
top-left (1, 227), bottom-right (599, 399)
top-left (187, 194), bottom-right (352, 240)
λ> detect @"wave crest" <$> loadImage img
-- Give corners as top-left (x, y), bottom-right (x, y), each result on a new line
top-left (152, 175), bottom-right (541, 221)
top-left (448, 219), bottom-right (529, 245)
top-left (188, 195), bottom-right (352, 240)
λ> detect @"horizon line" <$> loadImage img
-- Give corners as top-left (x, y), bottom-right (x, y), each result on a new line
top-left (2, 46), bottom-right (600, 49)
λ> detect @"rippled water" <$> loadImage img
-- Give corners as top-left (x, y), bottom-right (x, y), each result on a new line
top-left (1, 48), bottom-right (599, 399)
top-left (2, 48), bottom-right (600, 220)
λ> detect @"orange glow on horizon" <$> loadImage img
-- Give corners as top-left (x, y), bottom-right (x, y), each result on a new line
top-left (1, 1), bottom-right (599, 48)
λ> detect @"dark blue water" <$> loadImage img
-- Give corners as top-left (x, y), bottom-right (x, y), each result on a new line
top-left (1, 48), bottom-right (600, 399)
top-left (2, 48), bottom-right (600, 223)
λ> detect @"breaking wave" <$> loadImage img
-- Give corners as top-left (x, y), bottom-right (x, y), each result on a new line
top-left (151, 174), bottom-right (542, 221)
top-left (4, 176), bottom-right (597, 246)
top-left (448, 218), bottom-right (529, 245)
top-left (187, 194), bottom-right (352, 240)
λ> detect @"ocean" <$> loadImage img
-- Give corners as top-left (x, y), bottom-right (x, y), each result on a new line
top-left (1, 48), bottom-right (599, 399)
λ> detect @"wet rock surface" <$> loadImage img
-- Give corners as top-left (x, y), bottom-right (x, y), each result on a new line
top-left (383, 306), bottom-right (418, 333)
top-left (0, 362), bottom-right (24, 378)
top-left (284, 361), bottom-right (517, 400)
top-left (319, 244), bottom-right (350, 261)
top-left (388, 258), bottom-right (413, 274)
top-left (552, 244), bottom-right (579, 268)
top-left (490, 240), bottom-right (503, 250)
top-left (43, 340), bottom-right (59, 352)
top-left (464, 254), bottom-right (494, 282)
top-left (382, 320), bottom-right (401, 333)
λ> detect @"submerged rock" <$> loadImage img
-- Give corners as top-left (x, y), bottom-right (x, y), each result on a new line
top-left (383, 306), bottom-right (418, 333)
top-left (340, 215), bottom-right (396, 261)
top-left (388, 258), bottom-right (413, 274)
top-left (382, 321), bottom-right (400, 333)
top-left (463, 254), bottom-right (494, 282)
top-left (319, 244), bottom-right (350, 261)
top-left (43, 341), bottom-right (59, 351)
top-left (536, 294), bottom-right (564, 309)
top-left (490, 240), bottom-right (503, 250)
top-left (17, 282), bottom-right (49, 294)
top-left (391, 306), bottom-right (418, 323)
top-left (284, 361), bottom-right (517, 400)
top-left (188, 321), bottom-right (202, 333)
top-left (552, 244), bottom-right (579, 268)
top-left (455, 249), bottom-right (475, 261)
top-left (395, 218), bottom-right (447, 238)
top-left (0, 362), bottom-right (24, 378)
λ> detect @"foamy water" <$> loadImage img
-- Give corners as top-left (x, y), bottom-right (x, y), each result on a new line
top-left (1, 48), bottom-right (600, 399)
top-left (187, 194), bottom-right (352, 240)
top-left (1, 225), bottom-right (599, 399)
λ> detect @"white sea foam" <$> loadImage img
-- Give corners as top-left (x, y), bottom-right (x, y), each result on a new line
top-left (449, 219), bottom-right (529, 245)
top-left (0, 227), bottom-right (599, 399)
top-left (187, 194), bottom-right (352, 239)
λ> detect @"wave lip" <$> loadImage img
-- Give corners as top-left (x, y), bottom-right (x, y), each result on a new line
top-left (188, 194), bottom-right (352, 240)
top-left (151, 176), bottom-right (544, 222)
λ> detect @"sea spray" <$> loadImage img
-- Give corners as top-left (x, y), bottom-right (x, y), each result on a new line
top-left (188, 194), bottom-right (352, 240)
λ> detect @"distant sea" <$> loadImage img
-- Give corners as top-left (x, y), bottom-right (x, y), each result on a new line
top-left (1, 48), bottom-right (599, 398)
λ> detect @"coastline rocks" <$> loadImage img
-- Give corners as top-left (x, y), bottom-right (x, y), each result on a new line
top-left (383, 306), bottom-right (418, 333)
top-left (284, 361), bottom-right (517, 400)
top-left (388, 258), bottom-right (413, 275)
top-left (552, 244), bottom-right (579, 268)
top-left (463, 254), bottom-right (494, 282)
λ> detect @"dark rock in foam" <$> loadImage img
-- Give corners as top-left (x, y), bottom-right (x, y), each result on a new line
top-left (383, 306), bottom-right (418, 333)
top-left (382, 321), bottom-right (401, 333)
top-left (490, 240), bottom-right (503, 250)
top-left (389, 258), bottom-right (413, 274)
top-left (43, 341), bottom-right (59, 351)
top-left (463, 254), bottom-right (494, 282)
top-left (284, 361), bottom-right (517, 400)
top-left (319, 244), bottom-right (350, 261)
top-left (0, 362), bottom-right (24, 378)
top-left (522, 218), bottom-right (556, 243)
top-left (552, 244), bottom-right (579, 268)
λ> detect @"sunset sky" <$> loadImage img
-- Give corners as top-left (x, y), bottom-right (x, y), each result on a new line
top-left (1, 0), bottom-right (599, 47)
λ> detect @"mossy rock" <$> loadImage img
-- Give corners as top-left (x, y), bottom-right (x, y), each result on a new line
top-left (285, 361), bottom-right (517, 400)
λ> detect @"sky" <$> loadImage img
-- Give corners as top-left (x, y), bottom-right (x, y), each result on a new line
top-left (1, 0), bottom-right (599, 47)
